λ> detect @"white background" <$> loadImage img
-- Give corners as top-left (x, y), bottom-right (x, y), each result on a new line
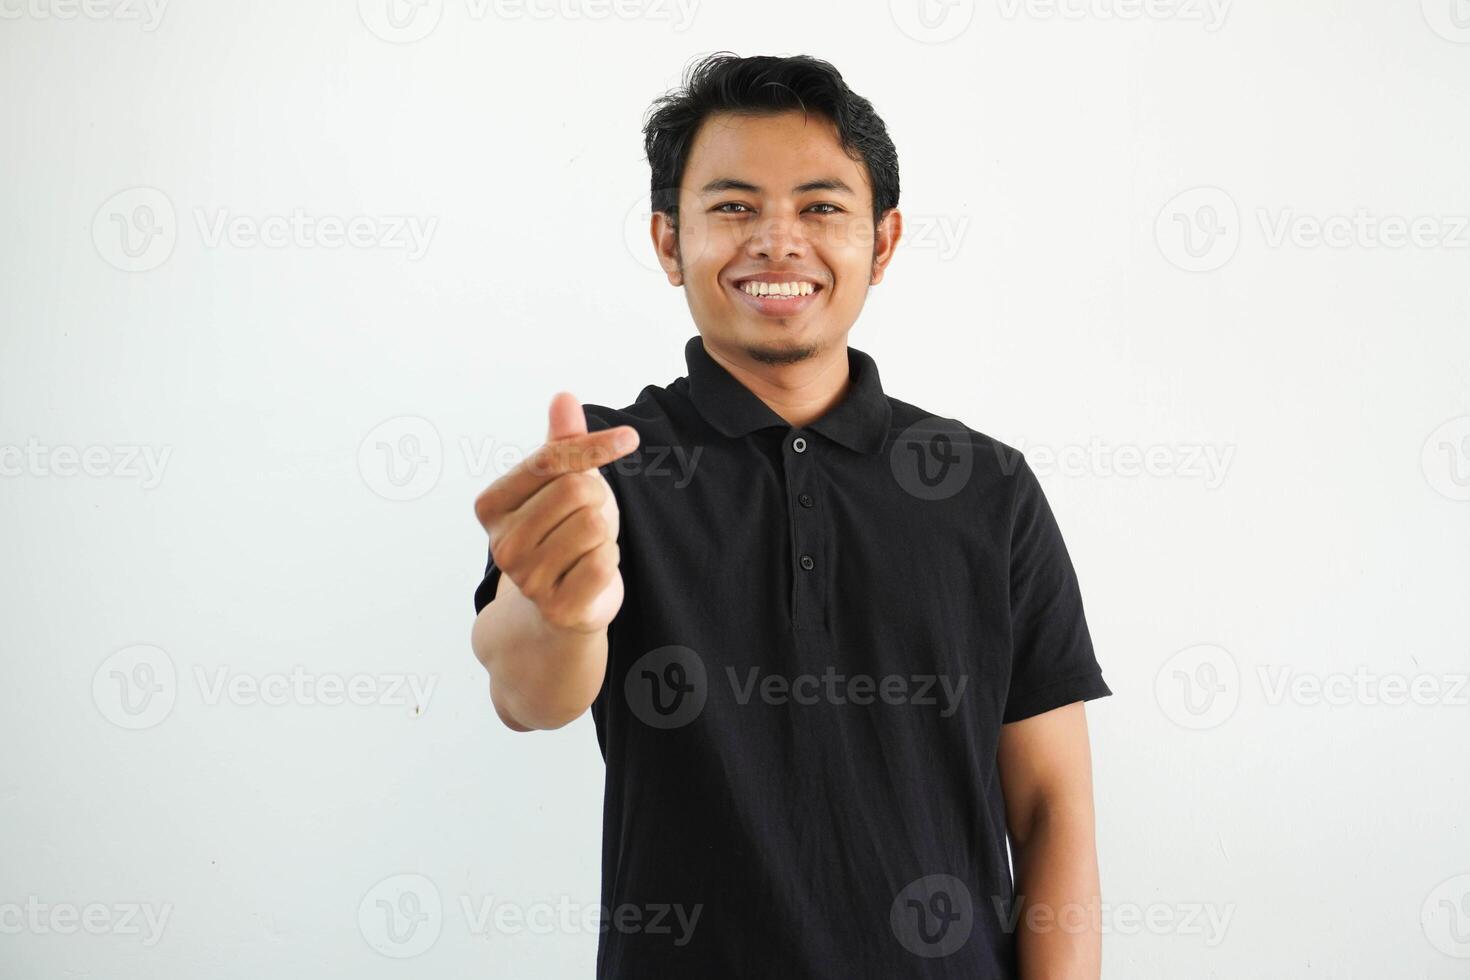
top-left (2, 0), bottom-right (1469, 976)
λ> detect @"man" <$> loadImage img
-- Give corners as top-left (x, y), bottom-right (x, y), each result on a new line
top-left (471, 52), bottom-right (1111, 979)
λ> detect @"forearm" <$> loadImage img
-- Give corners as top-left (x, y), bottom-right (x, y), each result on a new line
top-left (470, 582), bottom-right (609, 731)
top-left (1010, 804), bottom-right (1103, 980)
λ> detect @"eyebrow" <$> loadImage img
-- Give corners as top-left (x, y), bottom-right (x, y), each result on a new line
top-left (698, 177), bottom-right (856, 197)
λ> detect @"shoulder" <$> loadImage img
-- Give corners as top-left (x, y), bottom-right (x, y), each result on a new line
top-left (579, 381), bottom-right (679, 433)
top-left (884, 395), bottom-right (1034, 497)
top-left (578, 355), bottom-right (724, 444)
top-left (578, 382), bottom-right (692, 491)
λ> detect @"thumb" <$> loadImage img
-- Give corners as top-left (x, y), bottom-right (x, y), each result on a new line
top-left (546, 391), bottom-right (589, 444)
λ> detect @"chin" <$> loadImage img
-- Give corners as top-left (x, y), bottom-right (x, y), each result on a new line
top-left (743, 334), bottom-right (822, 367)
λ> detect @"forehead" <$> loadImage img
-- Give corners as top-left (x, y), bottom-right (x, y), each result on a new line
top-left (682, 110), bottom-right (870, 196)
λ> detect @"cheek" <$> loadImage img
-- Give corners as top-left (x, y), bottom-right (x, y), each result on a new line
top-left (677, 219), bottom-right (740, 270)
top-left (830, 260), bottom-right (872, 298)
top-left (815, 215), bottom-right (871, 253)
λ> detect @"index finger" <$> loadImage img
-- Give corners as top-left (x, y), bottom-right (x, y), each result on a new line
top-left (475, 426), bottom-right (638, 522)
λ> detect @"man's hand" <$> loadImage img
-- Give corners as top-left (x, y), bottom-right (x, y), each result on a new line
top-left (474, 392), bottom-right (640, 636)
top-left (469, 393), bottom-right (639, 731)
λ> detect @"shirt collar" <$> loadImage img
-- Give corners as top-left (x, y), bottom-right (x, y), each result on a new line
top-left (683, 335), bottom-right (893, 455)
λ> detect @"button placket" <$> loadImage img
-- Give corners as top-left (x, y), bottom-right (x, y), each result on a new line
top-left (786, 429), bottom-right (824, 632)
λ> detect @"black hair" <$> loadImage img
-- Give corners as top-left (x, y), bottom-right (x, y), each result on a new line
top-left (641, 52), bottom-right (900, 238)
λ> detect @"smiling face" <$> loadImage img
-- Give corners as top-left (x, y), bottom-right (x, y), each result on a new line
top-left (652, 110), bottom-right (901, 366)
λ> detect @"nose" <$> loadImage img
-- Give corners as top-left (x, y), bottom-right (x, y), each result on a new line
top-left (744, 206), bottom-right (808, 261)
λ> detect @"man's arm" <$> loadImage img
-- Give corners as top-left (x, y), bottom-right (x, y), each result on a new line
top-left (997, 701), bottom-right (1103, 980)
top-left (470, 570), bottom-right (610, 732)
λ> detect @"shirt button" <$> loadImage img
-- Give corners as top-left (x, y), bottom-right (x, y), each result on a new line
top-left (798, 493), bottom-right (813, 508)
top-left (799, 554), bottom-right (815, 570)
top-left (792, 436), bottom-right (807, 453)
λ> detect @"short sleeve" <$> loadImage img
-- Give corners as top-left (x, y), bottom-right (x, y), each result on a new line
top-left (473, 546), bottom-right (503, 615)
top-left (471, 405), bottom-right (615, 616)
top-left (1002, 457), bottom-right (1111, 723)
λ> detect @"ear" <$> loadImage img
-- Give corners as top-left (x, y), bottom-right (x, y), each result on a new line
top-left (651, 210), bottom-right (683, 286)
top-left (869, 208), bottom-right (903, 286)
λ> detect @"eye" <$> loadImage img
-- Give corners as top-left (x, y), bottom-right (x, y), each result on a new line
top-left (711, 202), bottom-right (844, 215)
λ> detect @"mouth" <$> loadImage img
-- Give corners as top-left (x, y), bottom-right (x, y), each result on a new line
top-left (728, 275), bottom-right (825, 318)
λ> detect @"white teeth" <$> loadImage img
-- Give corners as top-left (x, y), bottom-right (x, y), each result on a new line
top-left (740, 281), bottom-right (815, 297)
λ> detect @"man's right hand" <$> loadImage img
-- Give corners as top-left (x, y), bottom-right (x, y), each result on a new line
top-left (473, 392), bottom-right (640, 637)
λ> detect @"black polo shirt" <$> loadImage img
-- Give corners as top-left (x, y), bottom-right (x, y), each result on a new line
top-left (473, 334), bottom-right (1111, 979)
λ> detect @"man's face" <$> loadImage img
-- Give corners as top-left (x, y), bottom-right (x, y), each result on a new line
top-left (652, 110), bottom-right (901, 366)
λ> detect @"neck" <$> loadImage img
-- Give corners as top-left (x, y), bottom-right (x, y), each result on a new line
top-left (702, 335), bottom-right (852, 430)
